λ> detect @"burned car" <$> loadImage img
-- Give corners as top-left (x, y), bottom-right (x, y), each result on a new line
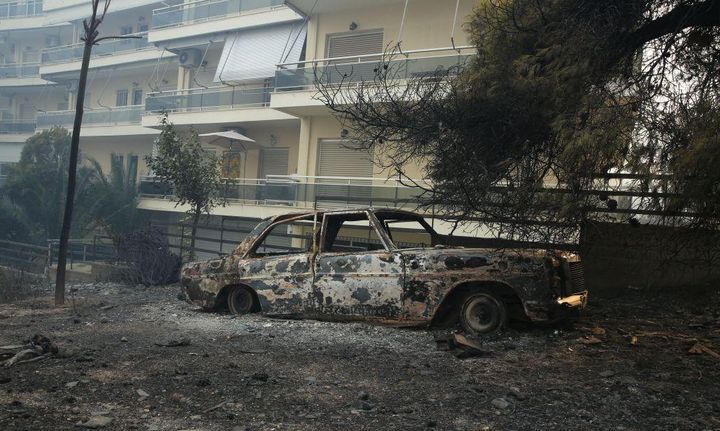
top-left (181, 208), bottom-right (587, 335)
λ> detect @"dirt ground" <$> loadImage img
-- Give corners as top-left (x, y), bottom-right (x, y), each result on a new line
top-left (0, 283), bottom-right (719, 431)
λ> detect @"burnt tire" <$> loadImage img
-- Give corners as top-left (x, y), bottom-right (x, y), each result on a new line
top-left (227, 286), bottom-right (254, 315)
top-left (459, 292), bottom-right (507, 335)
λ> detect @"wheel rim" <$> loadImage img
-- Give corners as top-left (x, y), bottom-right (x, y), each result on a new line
top-left (462, 295), bottom-right (502, 334)
top-left (229, 288), bottom-right (252, 314)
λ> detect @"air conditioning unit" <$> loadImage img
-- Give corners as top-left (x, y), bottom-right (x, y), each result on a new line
top-left (46, 35), bottom-right (61, 47)
top-left (178, 49), bottom-right (202, 69)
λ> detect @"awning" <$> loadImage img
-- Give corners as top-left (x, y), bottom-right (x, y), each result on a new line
top-left (214, 22), bottom-right (307, 83)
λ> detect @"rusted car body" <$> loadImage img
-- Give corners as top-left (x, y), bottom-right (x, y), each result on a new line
top-left (181, 208), bottom-right (587, 334)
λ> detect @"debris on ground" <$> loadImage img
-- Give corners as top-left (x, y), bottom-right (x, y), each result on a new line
top-left (688, 342), bottom-right (720, 360)
top-left (154, 338), bottom-right (191, 347)
top-left (1, 334), bottom-right (58, 367)
top-left (435, 332), bottom-right (493, 358)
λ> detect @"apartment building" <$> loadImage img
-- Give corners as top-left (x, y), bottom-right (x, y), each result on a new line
top-left (1, 0), bottom-right (477, 251)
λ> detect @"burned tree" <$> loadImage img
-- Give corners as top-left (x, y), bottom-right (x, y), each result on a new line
top-left (314, 1), bottom-right (720, 245)
top-left (55, 0), bottom-right (142, 306)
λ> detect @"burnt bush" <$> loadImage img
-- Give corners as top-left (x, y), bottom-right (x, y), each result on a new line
top-left (115, 228), bottom-right (181, 286)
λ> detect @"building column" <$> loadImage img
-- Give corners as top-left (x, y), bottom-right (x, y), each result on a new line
top-left (297, 116), bottom-right (311, 177)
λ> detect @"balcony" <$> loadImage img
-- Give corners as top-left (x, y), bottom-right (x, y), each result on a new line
top-left (143, 85), bottom-right (294, 126)
top-left (0, 63), bottom-right (39, 78)
top-left (275, 51), bottom-right (473, 90)
top-left (149, 0), bottom-right (299, 43)
top-left (271, 47), bottom-right (474, 115)
top-left (139, 175), bottom-right (425, 210)
top-left (0, 0), bottom-right (43, 18)
top-left (42, 32), bottom-right (150, 65)
top-left (0, 119), bottom-right (36, 135)
top-left (37, 106), bottom-right (144, 128)
top-left (0, 0), bottom-right (44, 29)
top-left (146, 86), bottom-right (271, 113)
top-left (0, 63), bottom-right (45, 85)
top-left (39, 33), bottom-right (166, 76)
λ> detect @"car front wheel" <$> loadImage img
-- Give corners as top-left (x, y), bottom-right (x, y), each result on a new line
top-left (227, 286), bottom-right (254, 315)
top-left (459, 292), bottom-right (507, 335)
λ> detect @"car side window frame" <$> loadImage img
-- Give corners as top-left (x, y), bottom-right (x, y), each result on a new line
top-left (319, 211), bottom-right (396, 254)
top-left (247, 215), bottom-right (320, 258)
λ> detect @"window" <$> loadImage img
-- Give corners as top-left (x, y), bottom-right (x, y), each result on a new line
top-left (322, 214), bottom-right (386, 253)
top-left (326, 31), bottom-right (384, 59)
top-left (116, 89), bottom-right (128, 107)
top-left (120, 25), bottom-right (133, 35)
top-left (252, 218), bottom-right (315, 256)
top-left (127, 155), bottom-right (138, 185)
top-left (132, 89), bottom-right (143, 106)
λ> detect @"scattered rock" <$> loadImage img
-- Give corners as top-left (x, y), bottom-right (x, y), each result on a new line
top-left (599, 370), bottom-right (616, 378)
top-left (358, 391), bottom-right (370, 401)
top-left (590, 327), bottom-right (606, 336)
top-left (0, 376), bottom-right (11, 384)
top-left (578, 336), bottom-right (603, 345)
top-left (66, 381), bottom-right (79, 388)
top-left (196, 378), bottom-right (211, 387)
top-left (251, 372), bottom-right (269, 382)
top-left (136, 389), bottom-right (149, 397)
top-left (76, 415), bottom-right (113, 428)
top-left (507, 386), bottom-right (527, 400)
top-left (347, 399), bottom-right (375, 411)
top-left (120, 337), bottom-right (128, 343)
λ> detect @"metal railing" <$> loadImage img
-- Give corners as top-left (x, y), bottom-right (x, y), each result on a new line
top-left (151, 0), bottom-right (285, 29)
top-left (37, 105), bottom-right (143, 128)
top-left (41, 32), bottom-right (150, 65)
top-left (0, 63), bottom-right (40, 79)
top-left (145, 85), bottom-right (272, 113)
top-left (0, 0), bottom-right (43, 18)
top-left (139, 175), bottom-right (427, 209)
top-left (275, 47), bottom-right (474, 90)
top-left (0, 119), bottom-right (36, 134)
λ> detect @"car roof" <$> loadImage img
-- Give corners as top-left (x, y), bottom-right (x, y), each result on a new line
top-left (265, 207), bottom-right (423, 223)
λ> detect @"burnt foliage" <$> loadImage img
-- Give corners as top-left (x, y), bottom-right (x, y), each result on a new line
top-left (115, 228), bottom-right (181, 286)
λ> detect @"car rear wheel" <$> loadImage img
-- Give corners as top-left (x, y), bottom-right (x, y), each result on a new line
top-left (459, 292), bottom-right (507, 335)
top-left (227, 286), bottom-right (254, 315)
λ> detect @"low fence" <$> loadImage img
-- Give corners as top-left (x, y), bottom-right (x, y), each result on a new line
top-left (0, 239), bottom-right (49, 275)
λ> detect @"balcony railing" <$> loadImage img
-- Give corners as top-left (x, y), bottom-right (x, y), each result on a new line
top-left (275, 47), bottom-right (474, 90)
top-left (140, 175), bottom-right (426, 209)
top-left (41, 32), bottom-right (150, 65)
top-left (0, 119), bottom-right (36, 134)
top-left (0, 63), bottom-right (40, 79)
top-left (145, 86), bottom-right (272, 113)
top-left (36, 105), bottom-right (144, 128)
top-left (151, 0), bottom-right (285, 29)
top-left (0, 1), bottom-right (43, 18)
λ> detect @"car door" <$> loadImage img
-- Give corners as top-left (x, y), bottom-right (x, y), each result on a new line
top-left (312, 211), bottom-right (404, 320)
top-left (238, 216), bottom-right (317, 315)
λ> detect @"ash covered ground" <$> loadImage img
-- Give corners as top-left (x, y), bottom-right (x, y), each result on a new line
top-left (0, 283), bottom-right (718, 430)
